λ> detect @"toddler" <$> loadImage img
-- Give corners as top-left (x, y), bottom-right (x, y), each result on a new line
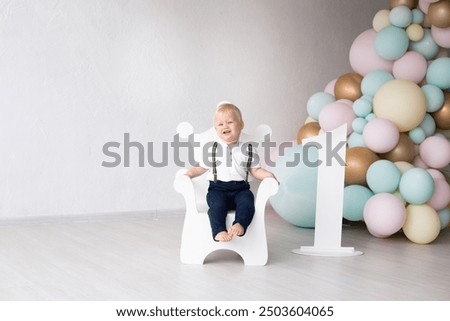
top-left (185, 102), bottom-right (276, 242)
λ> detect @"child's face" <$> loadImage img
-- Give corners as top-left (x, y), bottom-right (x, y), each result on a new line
top-left (214, 110), bottom-right (243, 145)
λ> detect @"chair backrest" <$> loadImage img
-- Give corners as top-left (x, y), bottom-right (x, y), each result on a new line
top-left (176, 122), bottom-right (272, 211)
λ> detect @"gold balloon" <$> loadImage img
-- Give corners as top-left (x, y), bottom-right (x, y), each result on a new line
top-left (296, 122), bottom-right (321, 144)
top-left (334, 72), bottom-right (363, 101)
top-left (389, 0), bottom-right (418, 9)
top-left (345, 147), bottom-right (380, 186)
top-left (428, 0), bottom-right (450, 28)
top-left (379, 133), bottom-right (416, 163)
top-left (432, 91), bottom-right (450, 129)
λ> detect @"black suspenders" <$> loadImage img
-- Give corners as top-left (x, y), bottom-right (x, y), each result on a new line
top-left (212, 142), bottom-right (252, 183)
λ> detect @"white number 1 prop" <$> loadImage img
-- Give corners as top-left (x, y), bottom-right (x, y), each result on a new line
top-left (293, 124), bottom-right (363, 256)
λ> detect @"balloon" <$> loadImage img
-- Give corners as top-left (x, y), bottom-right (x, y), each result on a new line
top-left (428, 0), bottom-right (450, 28)
top-left (366, 159), bottom-right (402, 193)
top-left (399, 167), bottom-right (435, 204)
top-left (432, 92), bottom-right (450, 129)
top-left (389, 0), bottom-right (419, 9)
top-left (306, 92), bottom-right (336, 120)
top-left (395, 160), bottom-right (415, 173)
top-left (375, 26), bottom-right (409, 60)
top-left (412, 8), bottom-right (425, 24)
top-left (426, 57), bottom-right (450, 90)
top-left (352, 117), bottom-right (368, 134)
top-left (409, 126), bottom-right (427, 144)
top-left (363, 118), bottom-right (400, 153)
top-left (373, 79), bottom-right (426, 132)
top-left (352, 96), bottom-right (373, 117)
top-left (421, 84), bottom-right (445, 112)
top-left (419, 135), bottom-right (450, 168)
top-left (431, 25), bottom-right (450, 48)
top-left (347, 132), bottom-right (367, 148)
top-left (324, 78), bottom-right (337, 95)
top-left (296, 122), bottom-right (321, 144)
top-left (380, 133), bottom-right (416, 162)
top-left (373, 9), bottom-right (391, 32)
top-left (334, 73), bottom-right (363, 101)
top-left (343, 185), bottom-right (374, 221)
top-left (270, 144), bottom-right (318, 228)
top-left (361, 70), bottom-right (394, 97)
top-left (390, 5), bottom-right (413, 28)
top-left (406, 23), bottom-right (425, 41)
top-left (437, 207), bottom-right (450, 229)
top-left (349, 29), bottom-right (394, 76)
top-left (318, 101), bottom-right (356, 135)
top-left (403, 204), bottom-right (441, 244)
top-left (345, 147), bottom-right (379, 185)
top-left (409, 29), bottom-right (440, 60)
top-left (419, 113), bottom-right (436, 136)
top-left (363, 193), bottom-right (406, 238)
top-left (427, 177), bottom-right (450, 211)
top-left (393, 51), bottom-right (427, 84)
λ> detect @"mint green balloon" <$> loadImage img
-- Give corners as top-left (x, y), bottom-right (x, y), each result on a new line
top-left (366, 160), bottom-right (401, 193)
top-left (422, 84), bottom-right (445, 112)
top-left (426, 57), bottom-right (450, 90)
top-left (343, 185), bottom-right (374, 221)
top-left (410, 29), bottom-right (439, 60)
top-left (419, 113), bottom-right (436, 137)
top-left (353, 96), bottom-right (373, 117)
top-left (347, 132), bottom-right (366, 148)
top-left (409, 126), bottom-right (426, 144)
top-left (375, 26), bottom-right (409, 60)
top-left (389, 6), bottom-right (413, 28)
top-left (361, 70), bottom-right (394, 97)
top-left (270, 144), bottom-right (318, 228)
top-left (399, 168), bottom-right (435, 204)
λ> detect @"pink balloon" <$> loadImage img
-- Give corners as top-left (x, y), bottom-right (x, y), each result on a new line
top-left (393, 51), bottom-right (428, 83)
top-left (419, 135), bottom-right (450, 169)
top-left (427, 178), bottom-right (450, 211)
top-left (363, 118), bottom-right (400, 153)
top-left (318, 101), bottom-right (356, 135)
top-left (426, 168), bottom-right (446, 180)
top-left (413, 155), bottom-right (429, 169)
top-left (364, 193), bottom-right (406, 238)
top-left (324, 78), bottom-right (337, 95)
top-left (418, 0), bottom-right (430, 13)
top-left (349, 29), bottom-right (394, 76)
top-left (431, 26), bottom-right (450, 48)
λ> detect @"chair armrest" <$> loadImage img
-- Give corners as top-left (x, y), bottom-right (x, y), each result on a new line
top-left (254, 177), bottom-right (279, 213)
top-left (174, 169), bottom-right (199, 215)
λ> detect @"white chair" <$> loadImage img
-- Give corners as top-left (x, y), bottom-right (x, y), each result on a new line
top-left (173, 122), bottom-right (279, 265)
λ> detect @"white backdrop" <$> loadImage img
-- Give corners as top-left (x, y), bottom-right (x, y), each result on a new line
top-left (0, 0), bottom-right (386, 219)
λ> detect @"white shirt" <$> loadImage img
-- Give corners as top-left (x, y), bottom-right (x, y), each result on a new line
top-left (199, 140), bottom-right (260, 182)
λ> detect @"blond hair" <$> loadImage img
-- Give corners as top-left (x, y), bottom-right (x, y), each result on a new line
top-left (214, 103), bottom-right (243, 125)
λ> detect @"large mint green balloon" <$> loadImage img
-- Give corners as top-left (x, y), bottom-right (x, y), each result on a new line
top-left (270, 144), bottom-right (318, 228)
top-left (374, 26), bottom-right (409, 60)
top-left (426, 57), bottom-right (450, 90)
top-left (343, 185), bottom-right (374, 221)
top-left (366, 159), bottom-right (401, 193)
top-left (361, 70), bottom-right (394, 97)
top-left (410, 29), bottom-right (439, 60)
top-left (399, 167), bottom-right (435, 204)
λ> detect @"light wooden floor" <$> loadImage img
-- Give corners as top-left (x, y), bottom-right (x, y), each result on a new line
top-left (0, 209), bottom-right (449, 301)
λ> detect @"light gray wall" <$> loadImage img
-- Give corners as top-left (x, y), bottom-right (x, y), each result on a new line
top-left (0, 0), bottom-right (387, 218)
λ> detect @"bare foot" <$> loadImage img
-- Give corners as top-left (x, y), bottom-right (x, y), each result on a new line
top-left (215, 231), bottom-right (232, 242)
top-left (228, 223), bottom-right (244, 237)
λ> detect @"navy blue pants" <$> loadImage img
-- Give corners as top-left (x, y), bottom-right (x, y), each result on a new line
top-left (206, 180), bottom-right (255, 240)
